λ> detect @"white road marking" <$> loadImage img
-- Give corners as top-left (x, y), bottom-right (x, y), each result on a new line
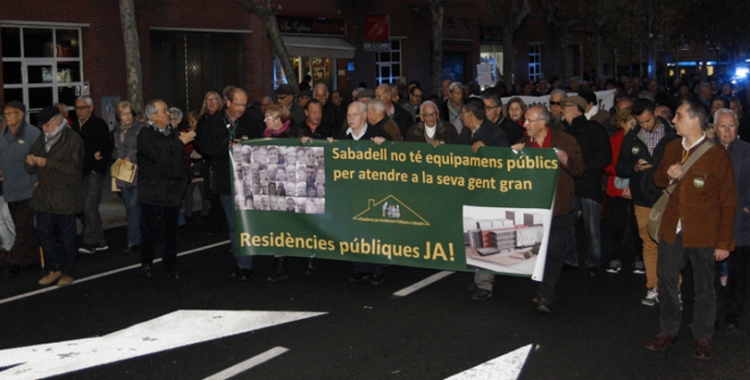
top-left (0, 310), bottom-right (325, 380)
top-left (0, 240), bottom-right (229, 306)
top-left (444, 344), bottom-right (533, 380)
top-left (203, 346), bottom-right (290, 380)
top-left (392, 271), bottom-right (454, 297)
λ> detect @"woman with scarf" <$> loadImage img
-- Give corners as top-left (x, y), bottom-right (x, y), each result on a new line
top-left (112, 101), bottom-right (146, 253)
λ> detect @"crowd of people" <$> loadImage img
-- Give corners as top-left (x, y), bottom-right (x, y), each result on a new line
top-left (0, 71), bottom-right (748, 359)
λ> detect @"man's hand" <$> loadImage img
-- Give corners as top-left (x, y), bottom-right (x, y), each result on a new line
top-left (26, 155), bottom-right (46, 167)
top-left (556, 149), bottom-right (569, 166)
top-left (124, 157), bottom-right (131, 162)
top-left (511, 143), bottom-right (524, 151)
top-left (715, 249), bottom-right (730, 261)
top-left (471, 141), bottom-right (485, 153)
top-left (94, 151), bottom-right (102, 160)
top-left (301, 136), bottom-right (312, 144)
top-left (371, 137), bottom-right (386, 145)
top-left (634, 158), bottom-right (652, 172)
top-left (666, 163), bottom-right (683, 180)
top-left (179, 130), bottom-right (196, 145)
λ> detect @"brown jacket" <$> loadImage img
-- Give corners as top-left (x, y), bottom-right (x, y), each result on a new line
top-left (519, 128), bottom-right (585, 216)
top-left (654, 139), bottom-right (737, 250)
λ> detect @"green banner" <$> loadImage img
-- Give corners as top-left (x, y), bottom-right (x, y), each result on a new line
top-left (230, 139), bottom-right (560, 279)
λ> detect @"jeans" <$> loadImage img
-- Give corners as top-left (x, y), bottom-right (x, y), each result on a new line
top-left (658, 235), bottom-right (715, 341)
top-left (120, 186), bottom-right (141, 246)
top-left (36, 213), bottom-right (77, 277)
top-left (0, 195), bottom-right (15, 251)
top-left (7, 198), bottom-right (39, 267)
top-left (220, 194), bottom-right (252, 270)
top-left (82, 172), bottom-right (105, 244)
top-left (184, 181), bottom-right (210, 218)
top-left (534, 211), bottom-right (574, 304)
top-left (565, 197), bottom-right (602, 268)
top-left (140, 202), bottom-right (180, 273)
top-left (715, 245), bottom-right (750, 322)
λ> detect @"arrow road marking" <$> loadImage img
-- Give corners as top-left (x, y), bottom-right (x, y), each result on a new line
top-left (203, 346), bottom-right (289, 380)
top-left (0, 309), bottom-right (325, 380)
top-left (444, 344), bottom-right (534, 380)
top-left (393, 271), bottom-right (454, 297)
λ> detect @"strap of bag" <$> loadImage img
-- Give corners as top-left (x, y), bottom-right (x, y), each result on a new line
top-left (663, 140), bottom-right (714, 196)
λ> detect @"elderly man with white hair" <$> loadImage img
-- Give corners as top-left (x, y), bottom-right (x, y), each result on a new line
top-left (440, 82), bottom-right (465, 134)
top-left (313, 83), bottom-right (345, 128)
top-left (365, 98), bottom-right (403, 141)
top-left (375, 83), bottom-right (414, 136)
top-left (25, 106), bottom-right (84, 287)
top-left (404, 101), bottom-right (458, 145)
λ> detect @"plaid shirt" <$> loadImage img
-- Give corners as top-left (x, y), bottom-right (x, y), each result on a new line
top-left (641, 122), bottom-right (665, 155)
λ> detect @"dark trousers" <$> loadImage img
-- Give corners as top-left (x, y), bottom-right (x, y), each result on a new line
top-left (715, 245), bottom-right (750, 322)
top-left (81, 172), bottom-right (105, 244)
top-left (36, 212), bottom-right (77, 277)
top-left (7, 199), bottom-right (40, 267)
top-left (534, 211), bottom-right (574, 304)
top-left (602, 196), bottom-right (641, 265)
top-left (140, 202), bottom-right (180, 273)
top-left (658, 235), bottom-right (715, 341)
top-left (353, 262), bottom-right (384, 276)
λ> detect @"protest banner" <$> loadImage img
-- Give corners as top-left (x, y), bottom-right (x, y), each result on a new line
top-left (501, 89), bottom-right (616, 113)
top-left (230, 139), bottom-right (560, 280)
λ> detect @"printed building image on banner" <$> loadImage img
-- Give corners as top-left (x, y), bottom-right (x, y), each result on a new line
top-left (463, 206), bottom-right (552, 280)
top-left (230, 139), bottom-right (559, 278)
top-left (232, 145), bottom-right (325, 214)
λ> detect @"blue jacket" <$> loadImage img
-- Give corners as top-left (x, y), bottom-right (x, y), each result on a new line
top-left (722, 138), bottom-right (750, 247)
top-left (0, 121), bottom-right (41, 202)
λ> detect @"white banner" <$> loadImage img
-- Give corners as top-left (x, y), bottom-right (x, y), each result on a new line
top-left (501, 89), bottom-right (617, 113)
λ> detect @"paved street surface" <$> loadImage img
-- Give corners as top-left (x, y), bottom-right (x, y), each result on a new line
top-left (2, 208), bottom-right (750, 379)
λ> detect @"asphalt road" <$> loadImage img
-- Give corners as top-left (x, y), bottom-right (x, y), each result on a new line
top-left (1, 221), bottom-right (749, 380)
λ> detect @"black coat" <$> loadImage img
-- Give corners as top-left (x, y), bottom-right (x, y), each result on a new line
top-left (563, 115), bottom-right (611, 201)
top-left (391, 103), bottom-right (415, 137)
top-left (137, 125), bottom-right (189, 207)
top-left (322, 103), bottom-right (345, 131)
top-left (615, 118), bottom-right (678, 208)
top-left (496, 117), bottom-right (525, 147)
top-left (458, 119), bottom-right (510, 147)
top-left (298, 120), bottom-right (338, 139)
top-left (73, 114), bottom-right (113, 177)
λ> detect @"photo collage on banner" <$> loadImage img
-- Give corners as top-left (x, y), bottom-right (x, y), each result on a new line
top-left (232, 145), bottom-right (325, 214)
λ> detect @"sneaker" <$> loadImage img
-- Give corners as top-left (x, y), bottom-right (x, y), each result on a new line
top-left (231, 268), bottom-right (252, 280)
top-left (57, 275), bottom-right (74, 287)
top-left (633, 260), bottom-right (645, 274)
top-left (348, 272), bottom-right (372, 282)
top-left (606, 259), bottom-right (621, 274)
top-left (304, 258), bottom-right (316, 275)
top-left (267, 267), bottom-right (289, 282)
top-left (370, 275), bottom-right (384, 285)
top-left (94, 241), bottom-right (109, 252)
top-left (39, 271), bottom-right (62, 286)
top-left (721, 275), bottom-right (728, 287)
top-left (642, 288), bottom-right (659, 306)
top-left (78, 244), bottom-right (96, 254)
top-left (472, 289), bottom-right (492, 300)
top-left (123, 245), bottom-right (140, 254)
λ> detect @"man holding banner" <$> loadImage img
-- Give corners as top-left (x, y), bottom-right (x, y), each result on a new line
top-left (514, 106), bottom-right (585, 312)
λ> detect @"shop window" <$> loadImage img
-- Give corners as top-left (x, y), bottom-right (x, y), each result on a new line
top-left (375, 39), bottom-right (402, 85)
top-left (528, 44), bottom-right (542, 82)
top-left (1, 25), bottom-right (84, 120)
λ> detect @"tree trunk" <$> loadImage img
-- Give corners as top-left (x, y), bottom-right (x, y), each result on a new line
top-left (595, 29), bottom-right (603, 80)
top-left (427, 0), bottom-right (444, 96)
top-left (119, 0), bottom-right (143, 112)
top-left (502, 25), bottom-right (515, 85)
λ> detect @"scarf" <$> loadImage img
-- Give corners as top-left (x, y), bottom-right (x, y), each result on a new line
top-left (44, 119), bottom-right (70, 152)
top-left (264, 119), bottom-right (291, 137)
top-left (118, 122), bottom-right (132, 143)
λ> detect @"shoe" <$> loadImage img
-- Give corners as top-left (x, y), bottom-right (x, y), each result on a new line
top-left (370, 275), bottom-right (384, 285)
top-left (78, 244), bottom-right (96, 254)
top-left (642, 288), bottom-right (659, 306)
top-left (123, 245), bottom-right (140, 253)
top-left (304, 258), bottom-right (316, 275)
top-left (165, 271), bottom-right (179, 279)
top-left (694, 340), bottom-right (712, 359)
top-left (534, 297), bottom-right (552, 313)
top-left (606, 259), bottom-right (621, 274)
top-left (721, 275), bottom-right (728, 287)
top-left (94, 241), bottom-right (109, 252)
top-left (471, 289), bottom-right (492, 300)
top-left (348, 272), bottom-right (372, 282)
top-left (39, 271), bottom-right (62, 286)
top-left (141, 264), bottom-right (154, 278)
top-left (531, 293), bottom-right (541, 303)
top-left (645, 334), bottom-right (677, 350)
top-left (724, 315), bottom-right (740, 329)
top-left (633, 260), bottom-right (645, 274)
top-left (5, 263), bottom-right (20, 275)
top-left (231, 268), bottom-right (252, 280)
top-left (468, 282), bottom-right (478, 291)
top-left (588, 267), bottom-right (601, 277)
top-left (57, 275), bottom-right (74, 287)
top-left (267, 260), bottom-right (289, 282)
top-left (562, 263), bottom-right (579, 271)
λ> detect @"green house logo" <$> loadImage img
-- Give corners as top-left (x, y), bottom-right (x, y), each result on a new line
top-left (353, 195), bottom-right (429, 226)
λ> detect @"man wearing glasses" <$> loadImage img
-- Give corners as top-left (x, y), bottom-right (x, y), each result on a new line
top-left (404, 101), bottom-right (458, 145)
top-left (481, 88), bottom-right (525, 144)
top-left (274, 84), bottom-right (306, 126)
top-left (548, 89), bottom-right (567, 126)
top-left (72, 96), bottom-right (113, 255)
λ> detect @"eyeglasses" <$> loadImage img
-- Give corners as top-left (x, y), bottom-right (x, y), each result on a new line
top-left (264, 114), bottom-right (276, 120)
top-left (549, 101), bottom-right (561, 106)
top-left (524, 118), bottom-right (544, 124)
top-left (421, 112), bottom-right (437, 118)
top-left (2, 111), bottom-right (20, 116)
top-left (75, 106), bottom-right (91, 110)
top-left (485, 105), bottom-right (500, 110)
top-left (231, 101), bottom-right (247, 108)
top-left (275, 95), bottom-right (291, 100)
top-left (207, 98), bottom-right (219, 102)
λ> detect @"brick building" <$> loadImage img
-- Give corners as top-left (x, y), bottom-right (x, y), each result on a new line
top-left (1, 0), bottom-right (583, 123)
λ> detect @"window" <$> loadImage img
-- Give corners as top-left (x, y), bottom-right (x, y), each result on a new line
top-left (528, 44), bottom-right (542, 82)
top-left (375, 39), bottom-right (402, 85)
top-left (480, 44), bottom-right (503, 89)
top-left (2, 26), bottom-right (83, 123)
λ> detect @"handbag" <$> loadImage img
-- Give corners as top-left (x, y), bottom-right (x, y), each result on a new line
top-left (647, 141), bottom-right (714, 242)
